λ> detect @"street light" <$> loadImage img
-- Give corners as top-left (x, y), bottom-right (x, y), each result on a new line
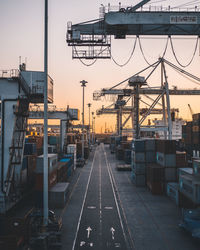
top-left (93, 116), bottom-right (96, 143)
top-left (80, 80), bottom-right (87, 161)
top-left (87, 103), bottom-right (91, 147)
top-left (91, 111), bottom-right (94, 144)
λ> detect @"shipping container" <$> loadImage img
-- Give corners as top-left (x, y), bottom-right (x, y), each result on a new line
top-left (156, 152), bottom-right (176, 167)
top-left (49, 182), bottom-right (69, 208)
top-left (36, 154), bottom-right (58, 174)
top-left (131, 172), bottom-right (146, 187)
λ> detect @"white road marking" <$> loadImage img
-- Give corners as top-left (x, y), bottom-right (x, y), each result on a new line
top-left (87, 206), bottom-right (96, 209)
top-left (103, 145), bottom-right (130, 249)
top-left (104, 206), bottom-right (113, 210)
top-left (80, 241), bottom-right (86, 246)
top-left (87, 226), bottom-right (92, 238)
top-left (72, 149), bottom-right (97, 250)
top-left (111, 227), bottom-right (115, 240)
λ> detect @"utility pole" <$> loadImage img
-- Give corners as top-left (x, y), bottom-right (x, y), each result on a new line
top-left (92, 111), bottom-right (94, 144)
top-left (43, 0), bottom-right (48, 226)
top-left (93, 116), bottom-right (96, 142)
top-left (88, 103), bottom-right (91, 148)
top-left (80, 80), bottom-right (87, 161)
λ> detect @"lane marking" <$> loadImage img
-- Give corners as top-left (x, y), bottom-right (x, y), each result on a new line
top-left (80, 241), bottom-right (86, 246)
top-left (99, 150), bottom-right (103, 239)
top-left (72, 148), bottom-right (98, 250)
top-left (110, 227), bottom-right (115, 240)
top-left (86, 226), bottom-right (92, 238)
top-left (87, 206), bottom-right (96, 209)
top-left (102, 144), bottom-right (131, 250)
top-left (105, 147), bottom-right (136, 250)
top-left (104, 206), bottom-right (113, 210)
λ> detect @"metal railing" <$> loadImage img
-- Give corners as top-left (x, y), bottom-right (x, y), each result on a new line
top-left (100, 5), bottom-right (200, 15)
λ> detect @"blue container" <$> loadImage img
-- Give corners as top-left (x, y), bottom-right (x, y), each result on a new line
top-left (132, 139), bottom-right (145, 152)
top-left (167, 182), bottom-right (179, 205)
top-left (48, 136), bottom-right (58, 145)
top-left (60, 157), bottom-right (73, 167)
top-left (24, 143), bottom-right (37, 155)
top-left (145, 139), bottom-right (156, 151)
top-left (146, 151), bottom-right (156, 163)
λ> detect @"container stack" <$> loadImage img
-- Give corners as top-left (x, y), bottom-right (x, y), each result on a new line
top-left (67, 144), bottom-right (77, 169)
top-left (192, 113), bottom-right (200, 150)
top-left (156, 140), bottom-right (177, 187)
top-left (57, 158), bottom-right (72, 182)
top-left (131, 139), bottom-right (146, 186)
top-left (146, 164), bottom-right (164, 194)
top-left (34, 154), bottom-right (58, 207)
top-left (178, 162), bottom-right (200, 206)
top-left (49, 182), bottom-right (69, 208)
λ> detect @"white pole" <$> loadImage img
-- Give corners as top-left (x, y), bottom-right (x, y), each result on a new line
top-left (43, 0), bottom-right (48, 226)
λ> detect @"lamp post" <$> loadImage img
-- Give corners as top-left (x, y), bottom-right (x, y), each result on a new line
top-left (43, 0), bottom-right (48, 226)
top-left (92, 111), bottom-right (94, 144)
top-left (93, 116), bottom-right (96, 143)
top-left (80, 80), bottom-right (87, 161)
top-left (87, 103), bottom-right (91, 147)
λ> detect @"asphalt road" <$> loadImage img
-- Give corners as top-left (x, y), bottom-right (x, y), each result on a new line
top-left (72, 144), bottom-right (131, 250)
top-left (60, 144), bottom-right (200, 250)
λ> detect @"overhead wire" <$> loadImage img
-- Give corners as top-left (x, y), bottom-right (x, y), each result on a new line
top-left (73, 45), bottom-right (110, 67)
top-left (138, 36), bottom-right (169, 66)
top-left (169, 36), bottom-right (199, 68)
top-left (109, 37), bottom-right (137, 67)
top-left (172, 0), bottom-right (200, 9)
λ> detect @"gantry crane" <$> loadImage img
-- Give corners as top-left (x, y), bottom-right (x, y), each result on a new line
top-left (66, 1), bottom-right (200, 139)
top-left (66, 1), bottom-right (200, 59)
top-left (93, 58), bottom-right (200, 138)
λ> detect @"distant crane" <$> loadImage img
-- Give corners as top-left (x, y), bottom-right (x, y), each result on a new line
top-left (188, 104), bottom-right (194, 118)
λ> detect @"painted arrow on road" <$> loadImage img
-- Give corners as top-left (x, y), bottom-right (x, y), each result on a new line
top-left (110, 227), bottom-right (115, 240)
top-left (86, 226), bottom-right (92, 238)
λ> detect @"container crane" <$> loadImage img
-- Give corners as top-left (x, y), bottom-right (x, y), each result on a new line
top-left (188, 104), bottom-right (194, 117)
top-left (66, 1), bottom-right (200, 59)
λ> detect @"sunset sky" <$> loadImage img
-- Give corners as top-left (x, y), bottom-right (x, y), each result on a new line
top-left (1, 0), bottom-right (200, 132)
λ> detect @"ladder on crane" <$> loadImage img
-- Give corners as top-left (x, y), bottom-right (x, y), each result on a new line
top-left (5, 98), bottom-right (29, 196)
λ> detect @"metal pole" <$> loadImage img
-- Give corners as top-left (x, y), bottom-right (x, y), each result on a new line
top-left (161, 61), bottom-right (167, 139)
top-left (82, 86), bottom-right (84, 160)
top-left (162, 63), bottom-right (172, 140)
top-left (80, 80), bottom-right (87, 160)
top-left (94, 117), bottom-right (96, 142)
top-left (92, 112), bottom-right (94, 144)
top-left (43, 0), bottom-right (48, 226)
top-left (134, 84), bottom-right (140, 139)
top-left (88, 103), bottom-right (91, 147)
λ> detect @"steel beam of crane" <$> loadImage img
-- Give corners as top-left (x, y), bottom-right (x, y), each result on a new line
top-left (94, 88), bottom-right (200, 99)
top-left (96, 107), bottom-right (179, 115)
top-left (67, 12), bottom-right (200, 38)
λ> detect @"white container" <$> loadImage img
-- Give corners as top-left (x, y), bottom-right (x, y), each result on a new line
top-left (36, 154), bottom-right (57, 174)
top-left (67, 144), bottom-right (77, 154)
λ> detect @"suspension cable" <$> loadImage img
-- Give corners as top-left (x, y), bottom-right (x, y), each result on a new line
top-left (109, 37), bottom-right (137, 67)
top-left (73, 46), bottom-right (98, 66)
top-left (138, 36), bottom-right (169, 66)
top-left (169, 36), bottom-right (199, 68)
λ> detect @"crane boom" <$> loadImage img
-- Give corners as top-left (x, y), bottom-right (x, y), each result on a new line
top-left (129, 0), bottom-right (151, 12)
top-left (67, 4), bottom-right (200, 59)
